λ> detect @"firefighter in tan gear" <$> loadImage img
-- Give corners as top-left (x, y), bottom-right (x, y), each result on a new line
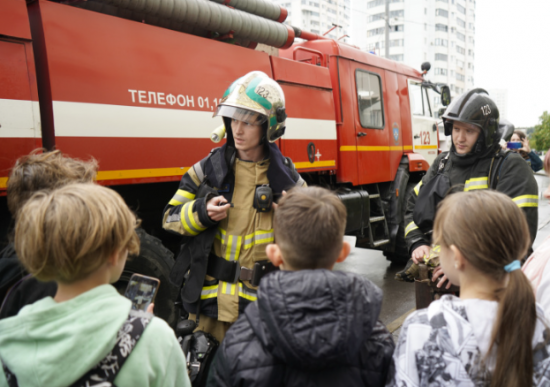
top-left (163, 72), bottom-right (305, 342)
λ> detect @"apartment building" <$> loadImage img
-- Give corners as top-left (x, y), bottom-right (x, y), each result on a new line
top-left (351, 0), bottom-right (476, 109)
top-left (273, 0), bottom-right (351, 42)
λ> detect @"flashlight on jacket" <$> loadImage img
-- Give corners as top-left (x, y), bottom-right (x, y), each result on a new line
top-left (253, 185), bottom-right (273, 212)
top-left (211, 125), bottom-right (226, 143)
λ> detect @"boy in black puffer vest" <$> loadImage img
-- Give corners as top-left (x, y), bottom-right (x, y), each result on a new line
top-left (207, 186), bottom-right (394, 387)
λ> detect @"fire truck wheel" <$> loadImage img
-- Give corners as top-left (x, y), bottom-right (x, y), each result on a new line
top-left (386, 181), bottom-right (416, 265)
top-left (114, 229), bottom-right (178, 328)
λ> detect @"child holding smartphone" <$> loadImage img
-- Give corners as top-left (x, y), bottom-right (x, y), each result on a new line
top-left (0, 184), bottom-right (189, 387)
top-left (388, 190), bottom-right (550, 387)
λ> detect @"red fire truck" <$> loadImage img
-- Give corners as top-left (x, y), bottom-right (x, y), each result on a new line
top-left (0, 0), bottom-right (449, 325)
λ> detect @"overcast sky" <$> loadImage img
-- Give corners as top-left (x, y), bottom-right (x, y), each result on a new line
top-left (475, 0), bottom-right (550, 127)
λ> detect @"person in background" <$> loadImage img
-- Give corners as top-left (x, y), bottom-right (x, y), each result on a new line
top-left (389, 190), bottom-right (550, 387)
top-left (508, 130), bottom-right (543, 173)
top-left (207, 187), bottom-right (394, 387)
top-left (0, 150), bottom-right (97, 318)
top-left (523, 150), bottom-right (550, 317)
top-left (0, 184), bottom-right (190, 387)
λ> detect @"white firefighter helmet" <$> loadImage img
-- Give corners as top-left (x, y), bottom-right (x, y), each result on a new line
top-left (213, 71), bottom-right (287, 143)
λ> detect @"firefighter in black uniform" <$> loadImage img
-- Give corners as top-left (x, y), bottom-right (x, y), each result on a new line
top-left (405, 89), bottom-right (538, 270)
top-left (162, 71), bottom-right (305, 342)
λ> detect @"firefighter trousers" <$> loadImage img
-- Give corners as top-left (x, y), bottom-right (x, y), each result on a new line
top-left (188, 313), bottom-right (232, 343)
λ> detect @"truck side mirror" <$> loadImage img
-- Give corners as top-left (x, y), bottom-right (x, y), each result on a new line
top-left (438, 107), bottom-right (447, 118)
top-left (440, 85), bottom-right (451, 106)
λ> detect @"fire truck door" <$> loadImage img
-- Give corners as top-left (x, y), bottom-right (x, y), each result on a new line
top-left (408, 79), bottom-right (438, 165)
top-left (354, 68), bottom-right (390, 185)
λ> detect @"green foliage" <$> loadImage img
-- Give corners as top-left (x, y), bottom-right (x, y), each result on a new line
top-left (532, 111), bottom-right (550, 152)
top-left (529, 137), bottom-right (537, 151)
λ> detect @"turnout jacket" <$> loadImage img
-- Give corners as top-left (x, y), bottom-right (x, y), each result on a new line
top-left (405, 150), bottom-right (538, 255)
top-left (388, 295), bottom-right (550, 387)
top-left (523, 150), bottom-right (544, 173)
top-left (207, 270), bottom-right (395, 387)
top-left (162, 143), bottom-right (304, 322)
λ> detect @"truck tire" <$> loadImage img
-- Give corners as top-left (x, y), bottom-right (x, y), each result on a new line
top-left (114, 229), bottom-right (178, 328)
top-left (385, 181), bottom-right (416, 265)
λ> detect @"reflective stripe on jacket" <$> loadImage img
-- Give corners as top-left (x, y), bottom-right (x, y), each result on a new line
top-left (405, 150), bottom-right (539, 255)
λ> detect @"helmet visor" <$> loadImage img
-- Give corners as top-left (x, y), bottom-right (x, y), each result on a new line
top-left (213, 105), bottom-right (267, 126)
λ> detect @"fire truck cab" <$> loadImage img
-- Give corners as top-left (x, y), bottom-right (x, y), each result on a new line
top-left (275, 39), bottom-right (447, 258)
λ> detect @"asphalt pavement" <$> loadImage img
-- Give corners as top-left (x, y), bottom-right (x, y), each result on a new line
top-left (334, 172), bottom-right (550, 342)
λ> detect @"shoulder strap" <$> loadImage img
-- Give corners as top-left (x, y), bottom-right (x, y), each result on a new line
top-left (0, 309), bottom-right (151, 387)
top-left (283, 156), bottom-right (304, 186)
top-left (203, 145), bottom-right (233, 189)
top-left (0, 243), bottom-right (17, 259)
top-left (196, 148), bottom-right (221, 199)
top-left (0, 274), bottom-right (31, 317)
top-left (195, 148), bottom-right (219, 185)
top-left (489, 150), bottom-right (511, 190)
top-left (1, 360), bottom-right (17, 387)
top-left (437, 153), bottom-right (451, 174)
top-left (70, 309), bottom-right (152, 387)
top-left (191, 152), bottom-right (214, 185)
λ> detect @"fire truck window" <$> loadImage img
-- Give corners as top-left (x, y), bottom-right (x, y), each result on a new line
top-left (422, 87), bottom-right (432, 117)
top-left (409, 83), bottom-right (425, 116)
top-left (356, 70), bottom-right (384, 129)
top-left (410, 83), bottom-right (433, 117)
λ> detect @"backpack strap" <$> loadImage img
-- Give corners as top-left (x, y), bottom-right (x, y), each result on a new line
top-left (436, 153), bottom-right (451, 174)
top-left (1, 361), bottom-right (17, 387)
top-left (70, 309), bottom-right (152, 387)
top-left (283, 156), bottom-right (305, 186)
top-left (489, 150), bottom-right (511, 190)
top-left (1, 309), bottom-right (152, 387)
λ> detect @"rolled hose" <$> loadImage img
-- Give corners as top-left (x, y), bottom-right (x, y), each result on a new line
top-left (93, 0), bottom-right (295, 48)
top-left (208, 0), bottom-right (288, 23)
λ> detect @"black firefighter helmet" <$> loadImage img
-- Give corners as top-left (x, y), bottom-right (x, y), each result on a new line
top-left (442, 88), bottom-right (500, 155)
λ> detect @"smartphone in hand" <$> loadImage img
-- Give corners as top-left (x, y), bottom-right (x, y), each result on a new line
top-left (124, 274), bottom-right (160, 312)
top-left (507, 141), bottom-right (522, 149)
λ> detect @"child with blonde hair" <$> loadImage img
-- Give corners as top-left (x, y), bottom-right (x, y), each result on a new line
top-left (388, 190), bottom-right (550, 387)
top-left (0, 184), bottom-right (189, 387)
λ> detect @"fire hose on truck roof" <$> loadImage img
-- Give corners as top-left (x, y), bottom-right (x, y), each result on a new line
top-left (79, 0), bottom-right (302, 49)
top-left (208, 0), bottom-right (288, 22)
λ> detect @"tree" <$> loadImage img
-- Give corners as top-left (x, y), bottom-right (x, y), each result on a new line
top-left (532, 111), bottom-right (550, 151)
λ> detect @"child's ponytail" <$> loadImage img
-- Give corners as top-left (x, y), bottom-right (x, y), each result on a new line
top-left (490, 269), bottom-right (537, 387)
